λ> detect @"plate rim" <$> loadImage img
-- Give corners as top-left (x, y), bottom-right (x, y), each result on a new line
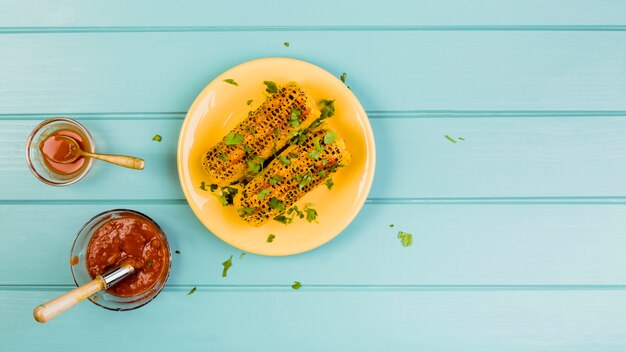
top-left (177, 57), bottom-right (376, 256)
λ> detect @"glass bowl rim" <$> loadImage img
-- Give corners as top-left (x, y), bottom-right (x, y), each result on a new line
top-left (25, 116), bottom-right (95, 187)
top-left (70, 208), bottom-right (172, 311)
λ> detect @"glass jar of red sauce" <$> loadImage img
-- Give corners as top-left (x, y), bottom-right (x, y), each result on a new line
top-left (26, 117), bottom-right (95, 186)
top-left (70, 209), bottom-right (171, 311)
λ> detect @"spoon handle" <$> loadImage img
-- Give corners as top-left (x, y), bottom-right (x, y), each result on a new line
top-left (83, 152), bottom-right (145, 170)
top-left (33, 277), bottom-right (105, 323)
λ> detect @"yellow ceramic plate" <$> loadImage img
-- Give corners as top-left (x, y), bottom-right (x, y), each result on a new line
top-left (177, 58), bottom-right (375, 256)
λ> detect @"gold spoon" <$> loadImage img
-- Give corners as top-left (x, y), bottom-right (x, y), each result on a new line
top-left (53, 135), bottom-right (144, 170)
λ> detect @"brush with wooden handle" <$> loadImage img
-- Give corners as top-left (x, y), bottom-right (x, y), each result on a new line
top-left (33, 262), bottom-right (135, 323)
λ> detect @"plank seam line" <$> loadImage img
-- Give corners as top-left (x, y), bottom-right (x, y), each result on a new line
top-left (1, 110), bottom-right (626, 120)
top-left (1, 25), bottom-right (626, 34)
top-left (4, 196), bottom-right (626, 206)
top-left (2, 284), bottom-right (626, 292)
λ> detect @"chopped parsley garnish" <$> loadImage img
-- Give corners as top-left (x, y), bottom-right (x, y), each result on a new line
top-left (267, 234), bottom-right (276, 243)
top-left (263, 81), bottom-right (278, 94)
top-left (304, 203), bottom-right (318, 223)
top-left (278, 155), bottom-right (291, 165)
top-left (274, 214), bottom-right (292, 224)
top-left (200, 181), bottom-right (208, 191)
top-left (291, 281), bottom-right (301, 290)
top-left (321, 158), bottom-right (329, 166)
top-left (225, 132), bottom-right (244, 145)
top-left (324, 131), bottom-right (337, 145)
top-left (313, 138), bottom-right (323, 152)
top-left (398, 231), bottom-right (413, 247)
top-left (187, 287), bottom-right (197, 295)
top-left (145, 261), bottom-right (153, 267)
top-left (269, 175), bottom-right (283, 185)
top-left (284, 42), bottom-right (290, 47)
top-left (389, 224), bottom-right (394, 228)
top-left (223, 78), bottom-right (238, 86)
top-left (269, 197), bottom-right (285, 212)
top-left (319, 99), bottom-right (336, 120)
top-left (152, 134), bottom-right (162, 142)
top-left (308, 150), bottom-right (320, 160)
top-left (289, 109), bottom-right (302, 127)
top-left (222, 255), bottom-right (233, 277)
top-left (243, 145), bottom-right (253, 153)
top-left (258, 188), bottom-right (271, 200)
top-left (445, 135), bottom-right (457, 143)
top-left (237, 207), bottom-right (256, 215)
top-left (175, 250), bottom-right (181, 254)
top-left (247, 160), bottom-right (262, 173)
top-left (294, 174), bottom-right (313, 189)
top-left (215, 186), bottom-right (238, 206)
top-left (210, 183), bottom-right (218, 192)
top-left (288, 205), bottom-right (305, 219)
top-left (246, 99), bottom-right (253, 105)
top-left (216, 151), bottom-right (229, 162)
top-left (239, 252), bottom-right (246, 260)
top-left (288, 152), bottom-right (298, 158)
top-left (325, 178), bottom-right (334, 190)
top-left (459, 137), bottom-right (465, 141)
top-left (318, 170), bottom-right (327, 178)
top-left (340, 72), bottom-right (347, 83)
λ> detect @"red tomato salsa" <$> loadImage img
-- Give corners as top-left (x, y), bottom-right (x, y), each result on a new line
top-left (86, 215), bottom-right (170, 297)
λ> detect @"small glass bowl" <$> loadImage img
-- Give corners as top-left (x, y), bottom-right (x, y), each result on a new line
top-left (25, 117), bottom-right (95, 186)
top-left (70, 209), bottom-right (172, 311)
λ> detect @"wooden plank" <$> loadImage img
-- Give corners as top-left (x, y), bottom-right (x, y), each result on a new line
top-left (0, 32), bottom-right (625, 113)
top-left (3, 116), bottom-right (626, 200)
top-left (2, 289), bottom-right (625, 351)
top-left (2, 203), bottom-right (626, 285)
top-left (1, 0), bottom-right (625, 27)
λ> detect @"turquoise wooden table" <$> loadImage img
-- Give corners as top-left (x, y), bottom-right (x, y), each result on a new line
top-left (2, 1), bottom-right (626, 350)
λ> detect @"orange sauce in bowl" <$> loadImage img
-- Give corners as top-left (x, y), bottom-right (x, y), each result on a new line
top-left (39, 130), bottom-right (90, 175)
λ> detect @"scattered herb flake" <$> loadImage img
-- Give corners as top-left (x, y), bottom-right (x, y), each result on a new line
top-left (222, 255), bottom-right (233, 277)
top-left (223, 78), bottom-right (238, 86)
top-left (247, 160), bottom-right (261, 173)
top-left (175, 250), bottom-right (181, 254)
top-left (269, 175), bottom-right (283, 185)
top-left (246, 99), bottom-right (253, 105)
top-left (225, 132), bottom-right (245, 145)
top-left (258, 188), bottom-right (271, 200)
top-left (445, 135), bottom-right (457, 143)
top-left (263, 81), bottom-right (278, 94)
top-left (200, 181), bottom-right (208, 191)
top-left (288, 152), bottom-right (299, 159)
top-left (321, 158), bottom-right (329, 166)
top-left (313, 138), bottom-right (323, 152)
top-left (210, 183), bottom-right (218, 192)
top-left (278, 155), bottom-right (291, 165)
top-left (216, 151), bottom-right (229, 162)
top-left (340, 72), bottom-right (347, 83)
top-left (389, 224), bottom-right (394, 228)
top-left (324, 131), bottom-right (337, 145)
top-left (269, 197), bottom-right (285, 212)
top-left (274, 214), bottom-right (292, 225)
top-left (145, 261), bottom-right (153, 267)
top-left (304, 203), bottom-right (318, 223)
top-left (308, 150), bottom-right (320, 160)
top-left (187, 287), bottom-right (197, 295)
top-left (239, 252), bottom-right (246, 260)
top-left (289, 109), bottom-right (302, 128)
top-left (319, 99), bottom-right (336, 120)
top-left (267, 234), bottom-right (276, 243)
top-left (458, 137), bottom-right (465, 141)
top-left (318, 170), bottom-right (327, 178)
top-left (238, 207), bottom-right (256, 215)
top-left (325, 178), bottom-right (334, 190)
top-left (284, 42), bottom-right (290, 47)
top-left (296, 174), bottom-right (313, 189)
top-left (152, 134), bottom-right (162, 142)
top-left (398, 231), bottom-right (413, 247)
top-left (292, 281), bottom-right (301, 290)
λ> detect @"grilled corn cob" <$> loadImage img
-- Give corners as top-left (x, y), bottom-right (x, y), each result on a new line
top-left (203, 82), bottom-right (320, 186)
top-left (233, 128), bottom-right (351, 226)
